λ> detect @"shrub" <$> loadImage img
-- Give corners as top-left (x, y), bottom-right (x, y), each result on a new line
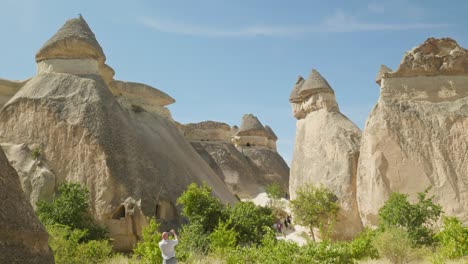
top-left (432, 216), bottom-right (468, 261)
top-left (373, 227), bottom-right (427, 264)
top-left (31, 146), bottom-right (42, 159)
top-left (290, 184), bottom-right (339, 241)
top-left (176, 222), bottom-right (210, 262)
top-left (209, 221), bottom-right (238, 252)
top-left (224, 201), bottom-right (274, 245)
top-left (176, 183), bottom-right (223, 233)
top-left (378, 187), bottom-right (442, 245)
top-left (36, 182), bottom-right (107, 241)
top-left (46, 224), bottom-right (113, 264)
top-left (265, 182), bottom-right (283, 201)
top-left (132, 218), bottom-right (162, 264)
top-left (349, 228), bottom-right (379, 260)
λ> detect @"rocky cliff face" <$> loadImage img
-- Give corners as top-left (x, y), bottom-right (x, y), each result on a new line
top-left (0, 148), bottom-right (54, 263)
top-left (182, 116), bottom-right (290, 199)
top-left (357, 38), bottom-right (468, 226)
top-left (0, 16), bottom-right (236, 251)
top-left (289, 69), bottom-right (362, 240)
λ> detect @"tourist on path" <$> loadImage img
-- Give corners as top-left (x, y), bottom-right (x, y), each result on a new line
top-left (159, 229), bottom-right (178, 264)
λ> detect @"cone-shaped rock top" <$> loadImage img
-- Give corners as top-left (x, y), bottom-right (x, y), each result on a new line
top-left (236, 114), bottom-right (268, 137)
top-left (375, 64), bottom-right (393, 85)
top-left (289, 75), bottom-right (305, 103)
top-left (35, 15), bottom-right (105, 63)
top-left (264, 125), bottom-right (278, 141)
top-left (299, 69), bottom-right (334, 97)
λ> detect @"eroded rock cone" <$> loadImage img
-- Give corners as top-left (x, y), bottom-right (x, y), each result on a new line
top-left (289, 69), bottom-right (362, 240)
top-left (0, 148), bottom-right (54, 264)
top-left (357, 37), bottom-right (468, 226)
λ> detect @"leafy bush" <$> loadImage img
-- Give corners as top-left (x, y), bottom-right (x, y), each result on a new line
top-left (224, 201), bottom-right (274, 245)
top-left (47, 224), bottom-right (113, 264)
top-left (176, 222), bottom-right (210, 262)
top-left (349, 228), bottom-right (379, 260)
top-left (265, 182), bottom-right (283, 200)
top-left (378, 187), bottom-right (442, 245)
top-left (299, 241), bottom-right (355, 264)
top-left (31, 146), bottom-right (42, 159)
top-left (209, 221), bottom-right (238, 252)
top-left (290, 184), bottom-right (339, 241)
top-left (432, 216), bottom-right (468, 261)
top-left (132, 218), bottom-right (162, 264)
top-left (373, 227), bottom-right (427, 264)
top-left (176, 183), bottom-right (223, 233)
top-left (36, 182), bottom-right (107, 241)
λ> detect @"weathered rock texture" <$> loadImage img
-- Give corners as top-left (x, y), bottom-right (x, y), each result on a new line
top-left (0, 16), bottom-right (236, 251)
top-left (1, 143), bottom-right (56, 210)
top-left (181, 118), bottom-right (289, 198)
top-left (0, 78), bottom-right (28, 107)
top-left (289, 69), bottom-right (363, 240)
top-left (0, 148), bottom-right (54, 263)
top-left (357, 37), bottom-right (468, 226)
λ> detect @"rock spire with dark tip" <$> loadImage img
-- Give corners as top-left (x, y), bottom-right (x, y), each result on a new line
top-left (35, 15), bottom-right (105, 63)
top-left (299, 69), bottom-right (334, 97)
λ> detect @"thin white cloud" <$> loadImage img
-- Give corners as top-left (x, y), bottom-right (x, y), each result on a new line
top-left (137, 9), bottom-right (450, 38)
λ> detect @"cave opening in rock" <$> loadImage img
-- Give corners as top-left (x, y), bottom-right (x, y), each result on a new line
top-left (112, 205), bottom-right (126, 219)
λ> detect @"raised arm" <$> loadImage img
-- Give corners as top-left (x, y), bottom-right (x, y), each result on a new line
top-left (170, 229), bottom-right (178, 241)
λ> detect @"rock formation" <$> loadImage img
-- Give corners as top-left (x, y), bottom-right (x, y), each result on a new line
top-left (0, 78), bottom-right (28, 107)
top-left (0, 148), bottom-right (54, 263)
top-left (0, 15), bottom-right (236, 251)
top-left (357, 37), bottom-right (468, 226)
top-left (181, 116), bottom-right (289, 199)
top-left (289, 69), bottom-right (362, 240)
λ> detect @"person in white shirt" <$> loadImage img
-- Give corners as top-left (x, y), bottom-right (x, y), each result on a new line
top-left (159, 229), bottom-right (178, 264)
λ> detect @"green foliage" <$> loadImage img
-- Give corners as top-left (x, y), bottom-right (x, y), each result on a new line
top-left (299, 241), bottom-right (355, 264)
top-left (36, 182), bottom-right (107, 241)
top-left (132, 218), bottom-right (162, 264)
top-left (209, 221), bottom-right (238, 252)
top-left (373, 227), bottom-right (427, 264)
top-left (290, 184), bottom-right (339, 241)
top-left (265, 182), bottom-right (283, 200)
top-left (46, 224), bottom-right (113, 264)
top-left (176, 183), bottom-right (223, 233)
top-left (349, 228), bottom-right (379, 260)
top-left (176, 221), bottom-right (210, 262)
top-left (224, 201), bottom-right (274, 245)
top-left (31, 146), bottom-right (42, 159)
top-left (378, 187), bottom-right (442, 245)
top-left (433, 216), bottom-right (468, 261)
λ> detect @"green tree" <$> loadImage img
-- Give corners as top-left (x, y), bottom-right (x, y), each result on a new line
top-left (176, 183), bottom-right (223, 233)
top-left (133, 218), bottom-right (162, 264)
top-left (36, 182), bottom-right (107, 240)
top-left (433, 216), bottom-right (468, 260)
top-left (378, 187), bottom-right (442, 245)
top-left (266, 182), bottom-right (283, 201)
top-left (224, 201), bottom-right (274, 245)
top-left (209, 221), bottom-right (238, 252)
top-left (176, 222), bottom-right (210, 261)
top-left (290, 184), bottom-right (339, 241)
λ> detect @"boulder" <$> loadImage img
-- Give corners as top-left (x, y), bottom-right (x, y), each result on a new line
top-left (357, 37), bottom-right (468, 226)
top-left (289, 69), bottom-right (363, 240)
top-left (0, 148), bottom-right (54, 263)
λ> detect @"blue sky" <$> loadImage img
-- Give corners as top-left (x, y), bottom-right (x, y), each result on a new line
top-left (1, 0), bottom-right (467, 163)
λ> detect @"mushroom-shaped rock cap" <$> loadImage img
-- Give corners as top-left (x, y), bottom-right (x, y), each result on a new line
top-left (389, 37), bottom-right (468, 77)
top-left (185, 121), bottom-right (231, 131)
top-left (299, 69), bottom-right (334, 97)
top-left (36, 15), bottom-right (105, 63)
top-left (109, 80), bottom-right (175, 107)
top-left (289, 75), bottom-right (305, 103)
top-left (375, 64), bottom-right (393, 85)
top-left (236, 114), bottom-right (269, 137)
top-left (264, 125), bottom-right (278, 141)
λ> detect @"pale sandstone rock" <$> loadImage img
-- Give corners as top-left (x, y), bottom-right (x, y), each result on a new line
top-left (375, 64), bottom-right (393, 86)
top-left (0, 148), bottom-right (54, 263)
top-left (357, 38), bottom-right (468, 226)
top-left (1, 143), bottom-right (56, 210)
top-left (289, 69), bottom-right (362, 240)
top-left (0, 16), bottom-right (237, 252)
top-left (0, 78), bottom-right (28, 107)
top-left (184, 118), bottom-right (289, 198)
